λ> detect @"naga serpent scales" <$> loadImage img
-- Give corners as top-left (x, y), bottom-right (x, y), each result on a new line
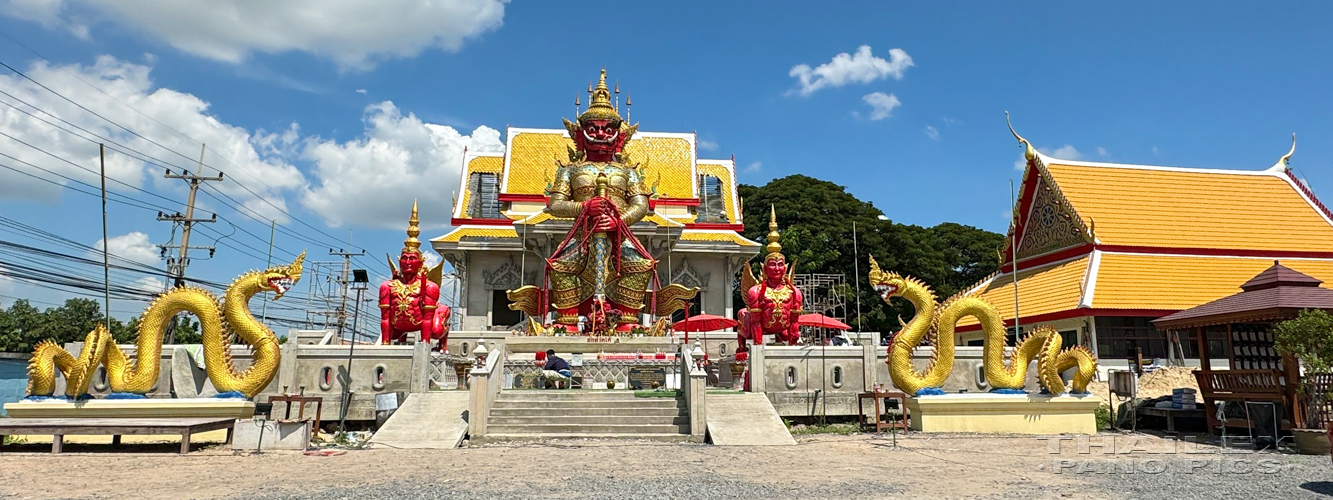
top-left (868, 255), bottom-right (1096, 396)
top-left (27, 252), bottom-right (305, 399)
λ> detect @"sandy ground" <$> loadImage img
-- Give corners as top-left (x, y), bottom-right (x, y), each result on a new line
top-left (0, 432), bottom-right (1325, 500)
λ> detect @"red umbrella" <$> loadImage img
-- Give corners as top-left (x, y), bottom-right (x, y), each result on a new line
top-left (797, 313), bottom-right (852, 330)
top-left (673, 314), bottom-right (740, 332)
top-left (673, 314), bottom-right (739, 356)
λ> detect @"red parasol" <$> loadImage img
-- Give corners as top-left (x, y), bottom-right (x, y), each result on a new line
top-left (797, 313), bottom-right (852, 331)
top-left (673, 314), bottom-right (740, 332)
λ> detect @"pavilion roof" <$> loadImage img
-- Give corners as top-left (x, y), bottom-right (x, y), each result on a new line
top-left (1154, 262), bottom-right (1333, 328)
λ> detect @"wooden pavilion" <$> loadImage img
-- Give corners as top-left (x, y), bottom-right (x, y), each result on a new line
top-left (1154, 262), bottom-right (1333, 432)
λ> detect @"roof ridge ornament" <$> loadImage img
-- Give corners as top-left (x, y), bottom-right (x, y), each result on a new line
top-left (1006, 111), bottom-right (1037, 163)
top-left (1268, 133), bottom-right (1296, 172)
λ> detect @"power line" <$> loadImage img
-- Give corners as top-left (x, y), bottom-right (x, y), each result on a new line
top-left (0, 54), bottom-right (362, 255)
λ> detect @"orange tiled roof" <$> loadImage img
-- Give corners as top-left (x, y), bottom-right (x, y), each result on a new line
top-left (1091, 253), bottom-right (1333, 310)
top-left (678, 230), bottom-right (761, 247)
top-left (432, 226), bottom-right (517, 243)
top-left (500, 129), bottom-right (697, 199)
top-left (957, 255), bottom-right (1091, 327)
top-left (1042, 160), bottom-right (1333, 253)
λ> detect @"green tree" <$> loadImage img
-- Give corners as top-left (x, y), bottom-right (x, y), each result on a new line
top-left (735, 175), bottom-right (1004, 334)
top-left (1275, 309), bottom-right (1333, 373)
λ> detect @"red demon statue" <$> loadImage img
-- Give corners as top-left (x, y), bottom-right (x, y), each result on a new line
top-left (738, 206), bottom-right (803, 352)
top-left (379, 200), bottom-right (450, 348)
top-left (505, 69), bottom-right (698, 334)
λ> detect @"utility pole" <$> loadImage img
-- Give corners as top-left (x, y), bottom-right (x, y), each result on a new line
top-left (157, 145), bottom-right (222, 288)
top-left (328, 248), bottom-right (365, 342)
top-left (155, 145), bottom-right (222, 344)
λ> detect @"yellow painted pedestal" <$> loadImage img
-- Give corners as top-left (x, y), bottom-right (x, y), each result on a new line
top-left (906, 393), bottom-right (1099, 435)
top-left (3, 398), bottom-right (255, 419)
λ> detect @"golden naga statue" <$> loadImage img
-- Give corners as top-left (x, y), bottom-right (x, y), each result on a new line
top-left (508, 69), bottom-right (696, 333)
top-left (27, 252), bottom-right (305, 399)
top-left (867, 256), bottom-right (1096, 396)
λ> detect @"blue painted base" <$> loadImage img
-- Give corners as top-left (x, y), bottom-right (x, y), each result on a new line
top-left (1069, 390), bottom-right (1090, 396)
top-left (106, 392), bottom-right (148, 399)
top-left (915, 387), bottom-right (948, 396)
top-left (23, 394), bottom-right (93, 401)
top-left (990, 388), bottom-right (1028, 395)
top-left (213, 391), bottom-right (247, 399)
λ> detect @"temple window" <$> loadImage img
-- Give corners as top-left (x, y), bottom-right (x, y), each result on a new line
top-left (468, 172), bottom-right (503, 219)
top-left (1095, 317), bottom-right (1168, 360)
top-left (696, 174), bottom-right (727, 223)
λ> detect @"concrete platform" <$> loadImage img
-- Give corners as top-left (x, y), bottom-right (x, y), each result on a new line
top-left (369, 391), bottom-right (469, 449)
top-left (3, 398), bottom-right (255, 419)
top-left (906, 393), bottom-right (1100, 435)
top-left (705, 393), bottom-right (795, 446)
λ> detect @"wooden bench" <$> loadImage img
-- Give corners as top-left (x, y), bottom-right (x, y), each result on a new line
top-left (0, 417), bottom-right (236, 454)
top-left (1194, 370), bottom-right (1289, 433)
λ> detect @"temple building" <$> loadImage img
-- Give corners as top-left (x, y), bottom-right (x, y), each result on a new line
top-left (432, 128), bottom-right (760, 330)
top-left (957, 137), bottom-right (1333, 371)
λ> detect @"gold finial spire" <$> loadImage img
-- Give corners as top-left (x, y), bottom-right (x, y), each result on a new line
top-left (1271, 133), bottom-right (1296, 171)
top-left (402, 199), bottom-right (422, 255)
top-left (765, 204), bottom-right (784, 261)
top-left (1006, 111), bottom-right (1037, 163)
top-left (578, 68), bottom-right (621, 123)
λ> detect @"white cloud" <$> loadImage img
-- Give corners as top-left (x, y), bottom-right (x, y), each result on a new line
top-left (924, 125), bottom-right (939, 140)
top-left (355, 89), bottom-right (367, 95)
top-left (9, 1), bottom-right (508, 70)
top-left (861, 92), bottom-right (901, 121)
top-left (0, 0), bottom-right (87, 38)
top-left (697, 139), bottom-right (719, 152)
top-left (788, 45), bottom-right (913, 96)
top-left (94, 231), bottom-right (160, 266)
top-left (743, 161), bottom-right (762, 173)
top-left (1152, 146), bottom-right (1160, 155)
top-left (133, 276), bottom-right (164, 293)
top-left (300, 101), bottom-right (503, 229)
top-left (1096, 146), bottom-right (1108, 157)
top-left (0, 56), bottom-right (303, 222)
top-left (1014, 145), bottom-right (1083, 171)
top-left (423, 252), bottom-right (441, 270)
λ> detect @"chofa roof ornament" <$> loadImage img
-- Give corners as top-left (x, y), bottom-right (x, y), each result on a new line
top-left (1006, 111), bottom-right (1037, 164)
top-left (1268, 133), bottom-right (1296, 172)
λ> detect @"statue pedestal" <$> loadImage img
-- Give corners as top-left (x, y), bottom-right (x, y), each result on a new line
top-left (4, 398), bottom-right (256, 419)
top-left (905, 393), bottom-right (1098, 435)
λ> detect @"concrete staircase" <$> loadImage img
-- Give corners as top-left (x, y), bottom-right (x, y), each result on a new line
top-left (484, 391), bottom-right (691, 441)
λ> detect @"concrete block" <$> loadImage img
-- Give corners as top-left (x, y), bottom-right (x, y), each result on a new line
top-left (232, 419), bottom-right (311, 451)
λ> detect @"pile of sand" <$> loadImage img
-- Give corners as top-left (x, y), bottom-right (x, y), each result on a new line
top-left (1083, 366), bottom-right (1201, 406)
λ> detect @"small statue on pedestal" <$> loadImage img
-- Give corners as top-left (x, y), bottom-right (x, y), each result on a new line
top-left (738, 206), bottom-right (804, 353)
top-left (379, 200), bottom-right (450, 349)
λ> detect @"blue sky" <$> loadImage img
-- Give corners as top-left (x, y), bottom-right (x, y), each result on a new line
top-left (0, 1), bottom-right (1330, 321)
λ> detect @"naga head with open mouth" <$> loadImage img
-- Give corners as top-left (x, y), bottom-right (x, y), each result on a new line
top-left (262, 250), bottom-right (305, 300)
top-left (867, 255), bottom-right (907, 302)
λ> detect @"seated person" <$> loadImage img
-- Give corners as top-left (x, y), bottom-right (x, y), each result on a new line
top-left (536, 349), bottom-right (572, 387)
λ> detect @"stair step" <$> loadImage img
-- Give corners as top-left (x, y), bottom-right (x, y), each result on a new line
top-left (486, 424), bottom-right (689, 434)
top-left (481, 433), bottom-right (695, 443)
top-left (496, 391), bottom-right (646, 400)
top-left (490, 407), bottom-right (685, 417)
top-left (489, 415), bottom-right (689, 426)
top-left (492, 400), bottom-right (683, 409)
